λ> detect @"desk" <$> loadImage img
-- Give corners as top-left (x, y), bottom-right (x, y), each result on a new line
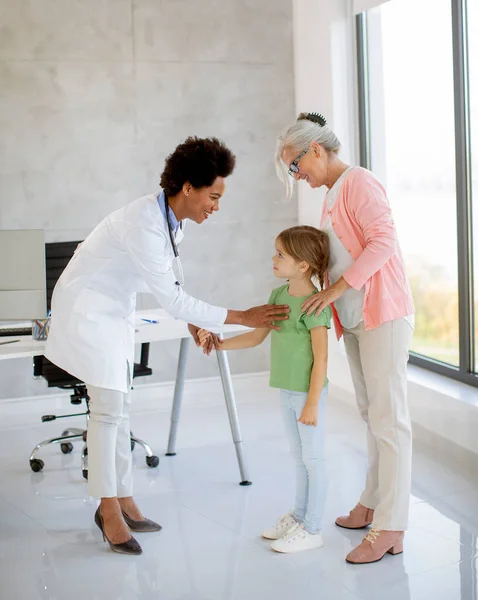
top-left (0, 310), bottom-right (252, 485)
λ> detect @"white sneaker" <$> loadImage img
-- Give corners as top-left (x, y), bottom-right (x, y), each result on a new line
top-left (261, 513), bottom-right (298, 540)
top-left (271, 525), bottom-right (324, 553)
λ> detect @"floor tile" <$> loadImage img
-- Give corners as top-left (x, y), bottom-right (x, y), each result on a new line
top-left (0, 375), bottom-right (477, 600)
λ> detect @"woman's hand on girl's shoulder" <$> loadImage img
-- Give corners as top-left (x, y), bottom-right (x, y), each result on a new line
top-left (301, 290), bottom-right (332, 316)
top-left (302, 278), bottom-right (350, 316)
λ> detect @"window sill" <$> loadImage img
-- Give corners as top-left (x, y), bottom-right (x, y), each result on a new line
top-left (329, 348), bottom-right (478, 458)
top-left (407, 364), bottom-right (478, 408)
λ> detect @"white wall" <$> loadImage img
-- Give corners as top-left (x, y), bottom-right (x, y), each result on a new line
top-left (0, 0), bottom-right (296, 399)
top-left (293, 0), bottom-right (358, 226)
top-left (293, 0), bottom-right (358, 390)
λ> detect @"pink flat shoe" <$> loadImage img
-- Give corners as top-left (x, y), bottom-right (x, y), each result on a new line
top-left (335, 503), bottom-right (374, 530)
top-left (346, 529), bottom-right (404, 564)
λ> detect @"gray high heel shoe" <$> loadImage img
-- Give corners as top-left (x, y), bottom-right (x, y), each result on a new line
top-left (94, 507), bottom-right (143, 555)
top-left (122, 510), bottom-right (162, 533)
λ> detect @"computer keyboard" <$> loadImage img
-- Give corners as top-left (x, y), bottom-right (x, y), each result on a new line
top-left (0, 327), bottom-right (32, 337)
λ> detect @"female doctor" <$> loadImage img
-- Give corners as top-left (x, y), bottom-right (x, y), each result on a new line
top-left (45, 137), bottom-right (289, 556)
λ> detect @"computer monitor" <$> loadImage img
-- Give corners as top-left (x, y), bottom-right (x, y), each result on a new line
top-left (0, 230), bottom-right (47, 320)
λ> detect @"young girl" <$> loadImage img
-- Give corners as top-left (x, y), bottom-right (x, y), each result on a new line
top-left (199, 225), bottom-right (332, 554)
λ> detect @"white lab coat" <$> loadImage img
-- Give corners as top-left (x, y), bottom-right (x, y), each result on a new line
top-left (45, 194), bottom-right (227, 393)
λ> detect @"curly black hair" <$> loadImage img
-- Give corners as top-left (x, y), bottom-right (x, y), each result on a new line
top-left (160, 137), bottom-right (236, 197)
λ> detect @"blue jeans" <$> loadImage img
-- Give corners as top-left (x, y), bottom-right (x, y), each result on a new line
top-left (280, 387), bottom-right (328, 534)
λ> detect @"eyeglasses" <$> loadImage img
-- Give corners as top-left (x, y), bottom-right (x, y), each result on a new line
top-left (288, 149), bottom-right (308, 176)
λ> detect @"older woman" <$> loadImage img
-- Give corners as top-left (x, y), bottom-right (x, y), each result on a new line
top-left (275, 112), bottom-right (414, 565)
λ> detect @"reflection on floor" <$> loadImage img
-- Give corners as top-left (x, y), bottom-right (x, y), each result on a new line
top-left (0, 374), bottom-right (477, 600)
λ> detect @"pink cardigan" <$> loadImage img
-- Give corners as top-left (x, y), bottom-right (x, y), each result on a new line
top-left (320, 167), bottom-right (414, 339)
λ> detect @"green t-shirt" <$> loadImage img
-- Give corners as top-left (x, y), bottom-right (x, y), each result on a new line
top-left (268, 284), bottom-right (332, 393)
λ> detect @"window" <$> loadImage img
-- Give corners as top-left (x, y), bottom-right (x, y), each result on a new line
top-left (468, 0), bottom-right (478, 373)
top-left (357, 0), bottom-right (477, 386)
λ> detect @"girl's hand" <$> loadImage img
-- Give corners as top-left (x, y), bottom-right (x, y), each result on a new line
top-left (197, 329), bottom-right (222, 356)
top-left (188, 323), bottom-right (202, 346)
top-left (301, 278), bottom-right (350, 316)
top-left (298, 404), bottom-right (318, 427)
top-left (198, 329), bottom-right (211, 347)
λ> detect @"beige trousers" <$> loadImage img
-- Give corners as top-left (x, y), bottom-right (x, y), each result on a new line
top-left (343, 317), bottom-right (414, 531)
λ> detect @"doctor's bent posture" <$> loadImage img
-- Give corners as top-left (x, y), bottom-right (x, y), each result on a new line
top-left (45, 137), bottom-right (289, 555)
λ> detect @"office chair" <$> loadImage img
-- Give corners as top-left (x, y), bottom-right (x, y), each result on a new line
top-left (29, 241), bottom-right (160, 479)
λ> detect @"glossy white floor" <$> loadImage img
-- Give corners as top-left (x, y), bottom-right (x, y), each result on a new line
top-left (1, 374), bottom-right (478, 600)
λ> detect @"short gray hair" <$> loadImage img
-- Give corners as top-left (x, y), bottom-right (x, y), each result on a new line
top-left (275, 112), bottom-right (342, 199)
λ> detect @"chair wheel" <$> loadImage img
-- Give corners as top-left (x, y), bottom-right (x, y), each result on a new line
top-left (82, 469), bottom-right (88, 480)
top-left (61, 443), bottom-right (74, 454)
top-left (30, 459), bottom-right (44, 473)
top-left (146, 456), bottom-right (159, 468)
top-left (130, 440), bottom-right (135, 452)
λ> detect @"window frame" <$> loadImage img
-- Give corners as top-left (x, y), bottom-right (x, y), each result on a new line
top-left (355, 0), bottom-right (477, 387)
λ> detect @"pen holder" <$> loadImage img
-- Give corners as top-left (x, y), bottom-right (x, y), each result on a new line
top-left (32, 318), bottom-right (50, 341)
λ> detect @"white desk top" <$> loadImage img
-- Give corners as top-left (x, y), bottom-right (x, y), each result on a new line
top-left (0, 310), bottom-right (250, 361)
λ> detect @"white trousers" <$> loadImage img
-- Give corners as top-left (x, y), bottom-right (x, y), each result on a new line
top-left (86, 382), bottom-right (133, 499)
top-left (343, 317), bottom-right (414, 531)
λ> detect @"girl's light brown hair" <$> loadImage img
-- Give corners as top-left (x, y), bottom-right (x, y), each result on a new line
top-left (277, 226), bottom-right (330, 290)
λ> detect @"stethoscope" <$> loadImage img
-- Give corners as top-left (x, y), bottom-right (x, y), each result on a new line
top-left (164, 194), bottom-right (185, 286)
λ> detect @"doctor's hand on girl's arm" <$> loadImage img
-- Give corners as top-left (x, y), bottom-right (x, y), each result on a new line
top-left (301, 277), bottom-right (351, 316)
top-left (226, 304), bottom-right (289, 331)
top-left (198, 328), bottom-right (270, 353)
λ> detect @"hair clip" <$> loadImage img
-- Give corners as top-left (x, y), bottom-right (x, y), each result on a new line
top-left (301, 112), bottom-right (327, 126)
